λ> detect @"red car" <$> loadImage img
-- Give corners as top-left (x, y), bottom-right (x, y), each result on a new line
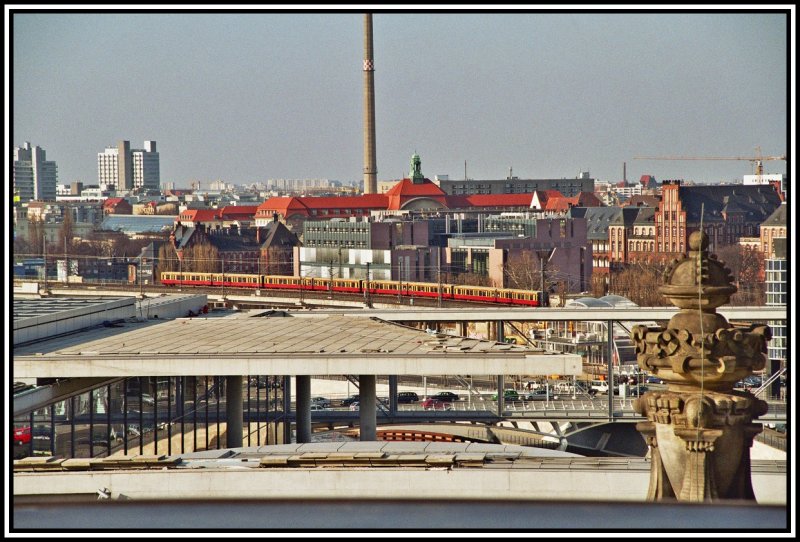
top-left (13, 426), bottom-right (31, 445)
top-left (421, 398), bottom-right (453, 411)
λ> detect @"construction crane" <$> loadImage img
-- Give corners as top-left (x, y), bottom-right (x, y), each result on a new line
top-left (633, 146), bottom-right (786, 177)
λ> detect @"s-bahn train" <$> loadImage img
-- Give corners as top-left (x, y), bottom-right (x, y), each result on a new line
top-left (160, 271), bottom-right (545, 307)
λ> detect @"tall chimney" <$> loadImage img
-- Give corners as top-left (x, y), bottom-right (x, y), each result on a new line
top-left (363, 13), bottom-right (378, 195)
top-left (623, 161), bottom-right (627, 184)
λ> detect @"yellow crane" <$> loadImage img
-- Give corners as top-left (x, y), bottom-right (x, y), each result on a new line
top-left (633, 146), bottom-right (786, 177)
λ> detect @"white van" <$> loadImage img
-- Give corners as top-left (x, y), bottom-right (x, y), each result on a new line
top-left (589, 380), bottom-right (609, 395)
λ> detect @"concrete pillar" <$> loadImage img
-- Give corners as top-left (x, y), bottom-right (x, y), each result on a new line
top-left (283, 376), bottom-right (292, 443)
top-left (359, 374), bottom-right (377, 441)
top-left (225, 375), bottom-right (243, 449)
top-left (295, 375), bottom-right (312, 443)
top-left (497, 375), bottom-right (504, 415)
top-left (459, 321), bottom-right (468, 337)
top-left (388, 375), bottom-right (398, 415)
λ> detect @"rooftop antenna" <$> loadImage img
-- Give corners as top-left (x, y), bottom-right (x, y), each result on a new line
top-left (464, 160), bottom-right (467, 180)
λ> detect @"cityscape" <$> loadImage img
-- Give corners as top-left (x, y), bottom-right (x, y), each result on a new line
top-left (8, 7), bottom-right (793, 536)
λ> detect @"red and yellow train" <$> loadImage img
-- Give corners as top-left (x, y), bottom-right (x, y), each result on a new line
top-left (160, 271), bottom-right (545, 307)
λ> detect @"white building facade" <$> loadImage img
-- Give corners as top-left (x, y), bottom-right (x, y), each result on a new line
top-left (98, 140), bottom-right (160, 191)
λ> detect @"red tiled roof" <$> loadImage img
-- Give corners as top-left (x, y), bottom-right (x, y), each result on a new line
top-left (544, 197), bottom-right (569, 212)
top-left (257, 197), bottom-right (309, 215)
top-left (384, 178), bottom-right (446, 198)
top-left (219, 205), bottom-right (259, 217)
top-left (538, 189), bottom-right (563, 201)
top-left (300, 195), bottom-right (388, 209)
top-left (180, 209), bottom-right (219, 222)
top-left (545, 191), bottom-right (603, 211)
top-left (384, 178), bottom-right (448, 210)
top-left (103, 197), bottom-right (126, 207)
top-left (455, 193), bottom-right (534, 207)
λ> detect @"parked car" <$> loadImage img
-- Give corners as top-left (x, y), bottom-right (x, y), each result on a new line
top-left (492, 389), bottom-right (520, 401)
top-left (349, 401), bottom-right (360, 411)
top-left (421, 397), bottom-right (453, 411)
top-left (249, 377), bottom-right (283, 389)
top-left (735, 376), bottom-right (763, 389)
top-left (13, 425), bottom-right (31, 445)
top-left (628, 384), bottom-right (649, 397)
top-left (310, 404), bottom-right (328, 411)
top-left (645, 375), bottom-right (663, 385)
top-left (341, 394), bottom-right (360, 407)
top-left (13, 425), bottom-right (51, 446)
top-left (524, 389), bottom-right (557, 401)
top-left (311, 396), bottom-right (331, 408)
top-left (397, 391), bottom-right (419, 404)
top-left (431, 391), bottom-right (459, 403)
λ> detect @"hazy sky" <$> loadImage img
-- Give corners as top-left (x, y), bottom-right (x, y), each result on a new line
top-left (9, 7), bottom-right (791, 187)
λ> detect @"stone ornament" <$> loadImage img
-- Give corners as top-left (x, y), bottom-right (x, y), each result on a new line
top-left (631, 231), bottom-right (770, 502)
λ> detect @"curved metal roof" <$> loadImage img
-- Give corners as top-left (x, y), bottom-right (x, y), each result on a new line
top-left (565, 297), bottom-right (612, 308)
top-left (598, 294), bottom-right (638, 308)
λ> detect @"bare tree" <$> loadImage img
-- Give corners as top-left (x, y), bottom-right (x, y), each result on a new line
top-left (715, 245), bottom-right (765, 306)
top-left (58, 207), bottom-right (76, 250)
top-left (157, 243), bottom-right (179, 277)
top-left (182, 242), bottom-right (220, 273)
top-left (453, 271), bottom-right (493, 287)
top-left (609, 262), bottom-right (669, 306)
top-left (504, 250), bottom-right (542, 290)
top-left (27, 215), bottom-right (45, 257)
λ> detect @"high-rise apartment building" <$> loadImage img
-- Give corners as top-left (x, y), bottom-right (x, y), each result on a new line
top-left (13, 142), bottom-right (58, 202)
top-left (97, 140), bottom-right (160, 191)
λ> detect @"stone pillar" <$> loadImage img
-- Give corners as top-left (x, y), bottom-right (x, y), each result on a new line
top-left (295, 375), bottom-right (312, 443)
top-left (225, 375), bottom-right (243, 449)
top-left (631, 231), bottom-right (770, 502)
top-left (359, 374), bottom-right (377, 441)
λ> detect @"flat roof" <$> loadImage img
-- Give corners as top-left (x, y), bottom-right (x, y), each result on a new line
top-left (283, 306), bottom-right (787, 322)
top-left (13, 314), bottom-right (582, 379)
top-left (12, 296), bottom-right (133, 325)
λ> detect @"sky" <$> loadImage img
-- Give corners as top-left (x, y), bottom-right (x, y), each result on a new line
top-left (8, 6), bottom-right (793, 188)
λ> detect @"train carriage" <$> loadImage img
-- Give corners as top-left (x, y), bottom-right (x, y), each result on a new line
top-left (161, 271), bottom-right (541, 307)
top-left (332, 278), bottom-right (363, 294)
top-left (365, 279), bottom-right (399, 296)
top-left (402, 281), bottom-right (450, 299)
top-left (452, 285), bottom-right (499, 303)
top-left (263, 276), bottom-right (306, 290)
top-left (222, 273), bottom-right (262, 289)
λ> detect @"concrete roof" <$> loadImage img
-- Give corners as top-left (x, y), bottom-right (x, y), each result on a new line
top-left (13, 313), bottom-right (581, 379)
top-left (12, 442), bottom-right (785, 507)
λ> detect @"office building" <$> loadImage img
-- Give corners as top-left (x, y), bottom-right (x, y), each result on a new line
top-left (13, 142), bottom-right (58, 202)
top-left (98, 140), bottom-right (160, 191)
top-left (438, 172), bottom-right (594, 197)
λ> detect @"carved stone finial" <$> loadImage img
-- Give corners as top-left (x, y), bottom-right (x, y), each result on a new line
top-left (631, 229), bottom-right (770, 502)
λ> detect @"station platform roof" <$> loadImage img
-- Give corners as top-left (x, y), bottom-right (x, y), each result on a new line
top-left (13, 312), bottom-right (581, 379)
